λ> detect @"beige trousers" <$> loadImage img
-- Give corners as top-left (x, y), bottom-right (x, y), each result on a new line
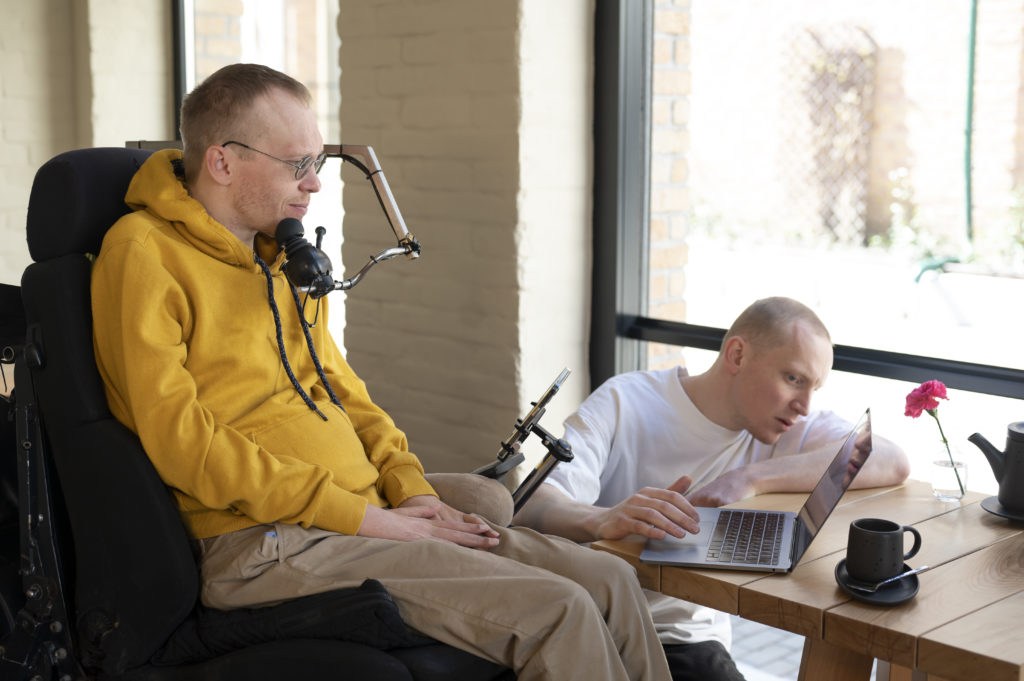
top-left (199, 521), bottom-right (671, 681)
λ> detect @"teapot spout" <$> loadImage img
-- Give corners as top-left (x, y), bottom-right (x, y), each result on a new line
top-left (968, 432), bottom-right (1004, 482)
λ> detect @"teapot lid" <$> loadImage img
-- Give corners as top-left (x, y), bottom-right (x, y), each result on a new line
top-left (1009, 422), bottom-right (1024, 443)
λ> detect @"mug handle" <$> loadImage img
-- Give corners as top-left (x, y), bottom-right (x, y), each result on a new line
top-left (902, 525), bottom-right (922, 560)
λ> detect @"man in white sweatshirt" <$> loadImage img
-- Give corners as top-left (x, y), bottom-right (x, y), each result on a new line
top-left (514, 296), bottom-right (910, 681)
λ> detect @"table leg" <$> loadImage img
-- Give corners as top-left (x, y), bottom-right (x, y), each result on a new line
top-left (880, 662), bottom-right (916, 681)
top-left (798, 638), bottom-right (873, 681)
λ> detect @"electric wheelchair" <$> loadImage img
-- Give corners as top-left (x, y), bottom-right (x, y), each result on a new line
top-left (0, 147), bottom-right (519, 681)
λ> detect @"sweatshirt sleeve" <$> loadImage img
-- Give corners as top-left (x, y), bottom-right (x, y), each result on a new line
top-left (91, 226), bottom-right (375, 536)
top-left (544, 384), bottom-right (616, 504)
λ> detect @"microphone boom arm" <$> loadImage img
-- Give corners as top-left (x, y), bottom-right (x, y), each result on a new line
top-left (278, 145), bottom-right (419, 297)
top-left (330, 245), bottom-right (416, 291)
top-left (321, 145), bottom-right (420, 292)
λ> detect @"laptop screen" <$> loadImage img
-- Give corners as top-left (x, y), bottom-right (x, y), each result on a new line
top-left (791, 409), bottom-right (872, 562)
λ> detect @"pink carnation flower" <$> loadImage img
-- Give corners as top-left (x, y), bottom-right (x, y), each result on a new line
top-left (904, 379), bottom-right (948, 418)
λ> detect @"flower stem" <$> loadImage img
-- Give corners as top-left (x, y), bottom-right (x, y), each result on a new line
top-left (929, 410), bottom-right (965, 496)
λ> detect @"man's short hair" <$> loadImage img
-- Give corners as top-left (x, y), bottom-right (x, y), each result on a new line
top-left (722, 297), bottom-right (831, 352)
top-left (179, 63), bottom-right (312, 184)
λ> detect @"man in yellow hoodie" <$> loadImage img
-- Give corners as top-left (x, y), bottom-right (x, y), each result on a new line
top-left (90, 63), bottom-right (674, 681)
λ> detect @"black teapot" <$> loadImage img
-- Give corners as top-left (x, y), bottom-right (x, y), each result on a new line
top-left (968, 422), bottom-right (1024, 513)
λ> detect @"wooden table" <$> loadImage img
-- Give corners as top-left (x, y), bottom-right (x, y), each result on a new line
top-left (593, 480), bottom-right (1024, 681)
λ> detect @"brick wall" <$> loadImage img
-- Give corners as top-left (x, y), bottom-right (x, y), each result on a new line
top-left (191, 0), bottom-right (336, 137)
top-left (338, 0), bottom-right (591, 475)
top-left (517, 0), bottom-right (593, 465)
top-left (193, 0), bottom-right (244, 79)
top-left (648, 0), bottom-right (691, 370)
top-left (1, 0), bottom-right (174, 286)
top-left (1, 1), bottom-right (77, 283)
top-left (86, 2), bottom-right (175, 147)
top-left (2, 0), bottom-right (587, 477)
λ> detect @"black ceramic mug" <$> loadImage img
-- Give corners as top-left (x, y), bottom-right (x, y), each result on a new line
top-left (846, 518), bottom-right (922, 582)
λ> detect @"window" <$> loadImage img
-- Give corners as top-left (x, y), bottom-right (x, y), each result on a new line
top-left (593, 0), bottom-right (1024, 492)
top-left (178, 0), bottom-right (339, 143)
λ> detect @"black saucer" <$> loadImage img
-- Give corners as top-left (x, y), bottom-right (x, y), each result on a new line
top-left (834, 559), bottom-right (919, 606)
top-left (981, 496), bottom-right (1024, 522)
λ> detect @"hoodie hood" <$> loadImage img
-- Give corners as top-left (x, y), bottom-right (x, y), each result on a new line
top-left (125, 149), bottom-right (283, 270)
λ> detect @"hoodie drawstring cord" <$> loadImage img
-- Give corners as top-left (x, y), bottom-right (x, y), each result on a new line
top-left (255, 255), bottom-right (342, 420)
top-left (287, 286), bottom-right (344, 410)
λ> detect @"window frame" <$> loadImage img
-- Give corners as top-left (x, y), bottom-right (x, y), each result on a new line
top-left (171, 0), bottom-right (189, 139)
top-left (591, 0), bottom-right (651, 385)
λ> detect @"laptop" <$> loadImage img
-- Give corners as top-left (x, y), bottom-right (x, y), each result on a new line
top-left (640, 409), bottom-right (872, 573)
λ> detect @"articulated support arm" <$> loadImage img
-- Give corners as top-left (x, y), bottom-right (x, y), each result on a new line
top-left (473, 369), bottom-right (574, 513)
top-left (320, 145), bottom-right (420, 292)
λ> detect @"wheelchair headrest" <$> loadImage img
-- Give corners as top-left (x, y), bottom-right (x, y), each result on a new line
top-left (27, 147), bottom-right (153, 262)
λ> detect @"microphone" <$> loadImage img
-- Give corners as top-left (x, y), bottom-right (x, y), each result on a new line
top-left (275, 218), bottom-right (335, 299)
top-left (272, 145), bottom-right (424, 295)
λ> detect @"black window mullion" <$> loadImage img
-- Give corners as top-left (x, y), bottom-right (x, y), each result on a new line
top-left (171, 0), bottom-right (187, 140)
top-left (591, 0), bottom-right (653, 390)
top-left (625, 316), bottom-right (1024, 400)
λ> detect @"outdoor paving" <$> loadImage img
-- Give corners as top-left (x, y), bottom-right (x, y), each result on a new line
top-left (731, 615), bottom-right (803, 681)
top-left (731, 615), bottom-right (879, 680)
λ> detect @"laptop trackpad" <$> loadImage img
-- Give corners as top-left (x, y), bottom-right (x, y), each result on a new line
top-left (645, 520), bottom-right (716, 551)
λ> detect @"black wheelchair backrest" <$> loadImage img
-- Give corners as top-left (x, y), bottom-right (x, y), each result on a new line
top-left (22, 147), bottom-right (200, 673)
top-left (27, 147), bottom-right (153, 261)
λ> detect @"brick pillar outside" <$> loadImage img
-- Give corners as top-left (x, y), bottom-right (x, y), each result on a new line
top-left (648, 0), bottom-right (691, 370)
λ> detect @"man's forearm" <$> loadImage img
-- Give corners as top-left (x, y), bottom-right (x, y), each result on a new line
top-left (849, 435), bottom-right (911, 488)
top-left (733, 437), bottom-right (910, 495)
top-left (513, 485), bottom-right (600, 543)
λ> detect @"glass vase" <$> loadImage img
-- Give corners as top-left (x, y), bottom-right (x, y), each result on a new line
top-left (931, 454), bottom-right (968, 501)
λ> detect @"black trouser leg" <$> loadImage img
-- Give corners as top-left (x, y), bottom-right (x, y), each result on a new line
top-left (663, 641), bottom-right (747, 681)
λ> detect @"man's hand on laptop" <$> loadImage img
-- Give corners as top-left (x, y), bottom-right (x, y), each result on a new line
top-left (590, 475), bottom-right (701, 541)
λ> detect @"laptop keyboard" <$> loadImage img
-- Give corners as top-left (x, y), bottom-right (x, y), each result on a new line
top-left (705, 510), bottom-right (785, 565)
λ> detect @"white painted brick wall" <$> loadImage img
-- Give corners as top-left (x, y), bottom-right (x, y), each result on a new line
top-left (1, 0), bottom-right (173, 286)
top-left (339, 0), bottom-right (591, 476)
top-left (517, 0), bottom-right (592, 469)
top-left (1, 1), bottom-right (77, 284)
top-left (86, 1), bottom-right (176, 147)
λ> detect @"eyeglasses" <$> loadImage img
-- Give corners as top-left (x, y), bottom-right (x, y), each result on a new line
top-left (222, 140), bottom-right (327, 180)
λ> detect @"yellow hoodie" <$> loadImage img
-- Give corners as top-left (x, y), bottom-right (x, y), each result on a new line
top-left (91, 149), bottom-right (435, 539)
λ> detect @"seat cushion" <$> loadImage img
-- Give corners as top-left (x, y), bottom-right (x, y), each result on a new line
top-left (152, 579), bottom-right (431, 666)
